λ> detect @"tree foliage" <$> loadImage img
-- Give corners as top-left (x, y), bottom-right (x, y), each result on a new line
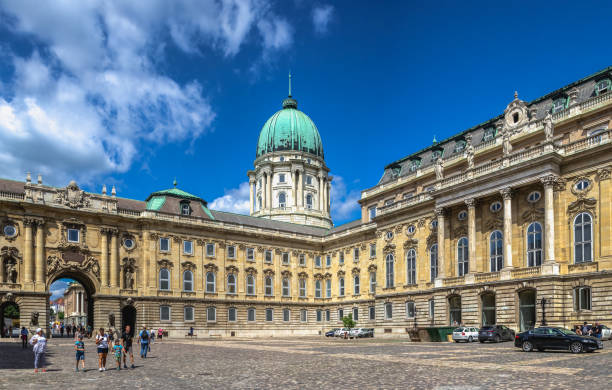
top-left (342, 313), bottom-right (356, 329)
top-left (58, 311), bottom-right (65, 320)
top-left (3, 304), bottom-right (19, 319)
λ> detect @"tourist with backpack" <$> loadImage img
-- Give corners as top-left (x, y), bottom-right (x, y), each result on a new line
top-left (138, 326), bottom-right (150, 358)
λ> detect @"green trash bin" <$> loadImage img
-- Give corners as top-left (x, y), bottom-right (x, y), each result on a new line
top-left (437, 326), bottom-right (455, 342)
top-left (425, 327), bottom-right (441, 342)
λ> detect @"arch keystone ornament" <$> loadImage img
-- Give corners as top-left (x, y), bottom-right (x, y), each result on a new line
top-left (47, 253), bottom-right (100, 281)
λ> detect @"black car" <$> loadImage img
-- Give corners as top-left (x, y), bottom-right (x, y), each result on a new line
top-left (325, 329), bottom-right (339, 337)
top-left (515, 327), bottom-right (603, 353)
top-left (478, 325), bottom-right (515, 343)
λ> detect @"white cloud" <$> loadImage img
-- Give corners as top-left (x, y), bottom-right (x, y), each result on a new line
top-left (330, 176), bottom-right (360, 221)
top-left (0, 0), bottom-right (294, 186)
top-left (312, 4), bottom-right (334, 34)
top-left (209, 181), bottom-right (251, 214)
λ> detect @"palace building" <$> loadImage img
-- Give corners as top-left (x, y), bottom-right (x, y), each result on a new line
top-left (0, 67), bottom-right (611, 338)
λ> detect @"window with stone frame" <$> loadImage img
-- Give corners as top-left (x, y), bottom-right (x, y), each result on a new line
top-left (353, 248), bottom-right (359, 262)
top-left (246, 275), bottom-right (255, 295)
top-left (353, 275), bottom-right (360, 295)
top-left (369, 243), bottom-right (376, 258)
top-left (206, 243), bottom-right (215, 257)
top-left (159, 268), bottom-right (170, 291)
top-left (159, 237), bottom-right (170, 252)
top-left (574, 213), bottom-right (593, 263)
top-left (160, 305), bottom-right (170, 321)
top-left (406, 301), bottom-right (416, 319)
top-left (299, 278), bottom-right (307, 297)
top-left (184, 306), bottom-right (194, 322)
top-left (67, 228), bottom-right (80, 243)
top-left (228, 307), bottom-right (237, 322)
top-left (227, 245), bottom-right (236, 259)
top-left (207, 307), bottom-right (216, 322)
top-left (282, 278), bottom-right (290, 297)
top-left (369, 306), bottom-right (375, 320)
top-left (283, 308), bottom-right (290, 322)
top-left (482, 127), bottom-right (496, 142)
top-left (227, 274), bottom-right (237, 294)
top-left (369, 272), bottom-right (376, 293)
top-left (206, 272), bottom-right (216, 293)
top-left (457, 237), bottom-right (469, 276)
top-left (552, 97), bottom-right (568, 113)
top-left (316, 309), bottom-right (322, 322)
top-left (338, 308), bottom-right (344, 321)
top-left (300, 309), bottom-right (307, 322)
top-left (282, 252), bottom-right (290, 265)
top-left (246, 247), bottom-right (255, 261)
top-left (490, 231), bottom-right (503, 272)
top-left (315, 280), bottom-right (322, 298)
top-left (265, 250), bottom-right (273, 263)
top-left (406, 249), bottom-right (416, 285)
top-left (325, 309), bottom-right (330, 321)
top-left (573, 286), bottom-right (592, 311)
top-left (430, 244), bottom-right (438, 282)
top-left (264, 276), bottom-right (273, 296)
top-left (183, 270), bottom-right (193, 292)
top-left (385, 302), bottom-right (393, 319)
top-left (183, 240), bottom-right (193, 255)
top-left (326, 279), bottom-right (331, 298)
top-left (315, 256), bottom-right (322, 267)
top-left (339, 251), bottom-right (344, 265)
top-left (595, 79), bottom-right (611, 95)
top-left (339, 277), bottom-right (345, 296)
top-left (527, 222), bottom-right (543, 267)
top-left (265, 308), bottom-right (273, 322)
top-left (247, 308), bottom-right (256, 322)
top-left (385, 253), bottom-right (394, 288)
top-left (326, 255), bottom-right (331, 267)
top-left (352, 307), bottom-right (359, 321)
top-left (299, 254), bottom-right (306, 266)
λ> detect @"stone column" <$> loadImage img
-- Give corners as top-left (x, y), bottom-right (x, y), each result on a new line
top-left (35, 220), bottom-right (45, 284)
top-left (267, 171), bottom-right (272, 210)
top-left (291, 170), bottom-right (297, 209)
top-left (327, 181), bottom-right (331, 213)
top-left (142, 230), bottom-right (149, 290)
top-left (249, 178), bottom-right (255, 214)
top-left (500, 188), bottom-right (513, 269)
top-left (465, 198), bottom-right (477, 274)
top-left (100, 229), bottom-right (109, 287)
top-left (435, 208), bottom-right (446, 282)
top-left (541, 176), bottom-right (557, 264)
top-left (23, 219), bottom-right (34, 283)
top-left (262, 174), bottom-right (267, 209)
top-left (321, 177), bottom-right (327, 212)
top-left (110, 229), bottom-right (119, 288)
top-left (297, 170), bottom-right (303, 208)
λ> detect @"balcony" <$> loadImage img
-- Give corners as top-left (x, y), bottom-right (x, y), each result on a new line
top-left (376, 193), bottom-right (434, 217)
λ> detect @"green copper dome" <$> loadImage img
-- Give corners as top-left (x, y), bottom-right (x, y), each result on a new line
top-left (256, 96), bottom-right (324, 158)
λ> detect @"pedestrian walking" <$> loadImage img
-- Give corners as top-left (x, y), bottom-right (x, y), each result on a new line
top-left (66, 324), bottom-right (71, 337)
top-left (60, 324), bottom-right (64, 337)
top-left (112, 339), bottom-right (125, 370)
top-left (121, 325), bottom-right (135, 369)
top-left (95, 328), bottom-right (109, 371)
top-left (138, 326), bottom-right (150, 358)
top-left (157, 328), bottom-right (163, 341)
top-left (29, 328), bottom-right (47, 373)
top-left (75, 334), bottom-right (86, 372)
top-left (20, 327), bottom-right (28, 349)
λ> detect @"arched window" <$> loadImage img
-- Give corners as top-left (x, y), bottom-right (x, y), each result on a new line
top-left (278, 192), bottom-right (286, 208)
top-left (406, 249), bottom-right (416, 285)
top-left (385, 253), bottom-right (394, 288)
top-left (527, 222), bottom-right (542, 267)
top-left (227, 274), bottom-right (236, 294)
top-left (353, 275), bottom-right (360, 295)
top-left (299, 278), bottom-right (307, 297)
top-left (305, 193), bottom-right (313, 209)
top-left (481, 293), bottom-right (496, 326)
top-left (264, 276), bottom-right (273, 296)
top-left (257, 196), bottom-right (262, 210)
top-left (282, 278), bottom-right (290, 296)
top-left (449, 295), bottom-right (462, 326)
top-left (315, 280), bottom-right (322, 298)
top-left (205, 272), bottom-right (216, 293)
top-left (490, 231), bottom-right (503, 272)
top-left (339, 277), bottom-right (345, 296)
top-left (574, 213), bottom-right (592, 263)
top-left (457, 237), bottom-right (469, 276)
top-left (183, 270), bottom-right (193, 292)
top-left (430, 244), bottom-right (438, 282)
top-left (246, 275), bottom-right (255, 295)
top-left (159, 268), bottom-right (170, 290)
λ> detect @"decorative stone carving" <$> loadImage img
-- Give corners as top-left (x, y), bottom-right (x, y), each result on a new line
top-left (298, 271), bottom-right (308, 279)
top-left (453, 226), bottom-right (468, 238)
top-left (521, 207), bottom-right (545, 224)
top-left (225, 265), bottom-right (239, 274)
top-left (543, 113), bottom-right (554, 142)
top-left (465, 138), bottom-right (475, 169)
top-left (502, 130), bottom-right (513, 156)
top-left (351, 267), bottom-right (360, 275)
top-left (597, 168), bottom-right (610, 181)
top-left (1, 247), bottom-right (20, 284)
top-left (403, 238), bottom-right (418, 249)
top-left (504, 92), bottom-right (529, 129)
top-left (464, 198), bottom-right (477, 208)
top-left (47, 254), bottom-right (100, 280)
top-left (567, 198), bottom-right (597, 223)
top-left (55, 181), bottom-right (91, 209)
top-left (367, 264), bottom-right (377, 272)
top-left (181, 261), bottom-right (196, 271)
top-left (417, 218), bottom-right (426, 228)
top-left (485, 218), bottom-right (503, 231)
top-left (281, 270), bottom-right (292, 278)
top-left (30, 311), bottom-right (39, 326)
top-left (500, 188), bottom-right (513, 200)
top-left (323, 272), bottom-right (332, 279)
top-left (263, 268), bottom-right (275, 276)
top-left (571, 177), bottom-right (592, 198)
top-left (435, 158), bottom-right (444, 180)
top-left (157, 259), bottom-right (173, 269)
top-left (336, 270), bottom-right (345, 277)
top-left (245, 267), bottom-right (257, 275)
top-left (122, 258), bottom-right (136, 290)
top-left (383, 243), bottom-right (395, 253)
top-left (314, 273), bottom-right (324, 280)
top-left (204, 263), bottom-right (218, 272)
top-left (108, 312), bottom-right (115, 327)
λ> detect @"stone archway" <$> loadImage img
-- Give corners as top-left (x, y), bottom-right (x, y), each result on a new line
top-left (0, 301), bottom-right (19, 338)
top-left (47, 270), bottom-right (98, 331)
top-left (121, 304), bottom-right (137, 337)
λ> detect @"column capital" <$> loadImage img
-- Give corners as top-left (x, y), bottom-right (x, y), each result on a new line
top-left (540, 174), bottom-right (559, 188)
top-left (500, 187), bottom-right (513, 200)
top-left (434, 207), bottom-right (445, 217)
top-left (464, 198), bottom-right (477, 208)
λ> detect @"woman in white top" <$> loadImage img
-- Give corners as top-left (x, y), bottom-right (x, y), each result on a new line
top-left (29, 328), bottom-right (47, 373)
top-left (95, 328), bottom-right (109, 371)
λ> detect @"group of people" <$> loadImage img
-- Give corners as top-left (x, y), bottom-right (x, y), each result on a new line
top-left (574, 321), bottom-right (605, 338)
top-left (25, 324), bottom-right (166, 373)
top-left (55, 323), bottom-right (93, 338)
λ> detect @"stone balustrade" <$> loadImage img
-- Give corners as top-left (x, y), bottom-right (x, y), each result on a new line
top-left (443, 275), bottom-right (465, 286)
top-left (474, 271), bottom-right (500, 283)
top-left (511, 266), bottom-right (541, 279)
top-left (568, 261), bottom-right (599, 274)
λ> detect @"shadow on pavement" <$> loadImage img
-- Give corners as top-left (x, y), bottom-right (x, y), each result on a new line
top-left (0, 341), bottom-right (54, 370)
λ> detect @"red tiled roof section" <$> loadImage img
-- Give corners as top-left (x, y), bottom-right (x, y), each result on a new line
top-left (0, 178), bottom-right (25, 194)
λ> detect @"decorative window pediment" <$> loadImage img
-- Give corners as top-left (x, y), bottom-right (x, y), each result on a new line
top-left (245, 266), bottom-right (257, 275)
top-left (403, 238), bottom-right (418, 249)
top-left (336, 270), bottom-right (345, 277)
top-left (158, 259), bottom-right (173, 268)
top-left (263, 268), bottom-right (275, 276)
top-left (281, 270), bottom-right (292, 278)
top-left (367, 264), bottom-right (377, 272)
top-left (298, 271), bottom-right (309, 279)
top-left (351, 267), bottom-right (361, 275)
top-left (204, 263), bottom-right (219, 272)
top-left (225, 265), bottom-right (239, 274)
top-left (567, 198), bottom-right (597, 223)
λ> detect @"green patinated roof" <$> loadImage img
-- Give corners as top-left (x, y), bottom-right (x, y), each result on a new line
top-left (148, 187), bottom-right (202, 201)
top-left (256, 97), bottom-right (324, 158)
top-left (146, 195), bottom-right (166, 211)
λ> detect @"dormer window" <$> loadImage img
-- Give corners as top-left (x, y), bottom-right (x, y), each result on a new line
top-left (482, 127), bottom-right (496, 142)
top-left (595, 79), bottom-right (610, 95)
top-left (180, 202), bottom-right (191, 216)
top-left (390, 165), bottom-right (401, 179)
top-left (306, 175), bottom-right (313, 186)
top-left (430, 149), bottom-right (443, 162)
top-left (453, 140), bottom-right (466, 153)
top-left (552, 97), bottom-right (568, 113)
top-left (278, 192), bottom-right (287, 208)
top-left (279, 173), bottom-right (285, 183)
top-left (409, 159), bottom-right (421, 172)
top-left (512, 112), bottom-right (519, 123)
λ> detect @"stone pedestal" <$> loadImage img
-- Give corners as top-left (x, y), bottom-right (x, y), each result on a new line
top-left (541, 263), bottom-right (560, 275)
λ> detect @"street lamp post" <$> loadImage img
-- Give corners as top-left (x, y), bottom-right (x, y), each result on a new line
top-left (537, 297), bottom-right (548, 326)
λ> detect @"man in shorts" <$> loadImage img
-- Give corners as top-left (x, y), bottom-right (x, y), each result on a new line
top-left (121, 324), bottom-right (135, 369)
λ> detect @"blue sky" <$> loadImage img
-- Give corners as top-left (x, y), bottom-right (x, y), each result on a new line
top-left (1, 1), bottom-right (611, 225)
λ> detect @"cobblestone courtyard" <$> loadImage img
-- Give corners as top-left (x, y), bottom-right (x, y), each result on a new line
top-left (1, 337), bottom-right (611, 389)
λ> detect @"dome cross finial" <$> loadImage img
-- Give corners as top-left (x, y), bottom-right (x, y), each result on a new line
top-left (173, 178), bottom-right (177, 188)
top-left (288, 71), bottom-right (292, 97)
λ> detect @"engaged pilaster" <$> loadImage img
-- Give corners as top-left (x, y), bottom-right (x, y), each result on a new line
top-left (34, 220), bottom-right (45, 285)
top-left (500, 188), bottom-right (513, 269)
top-left (23, 218), bottom-right (35, 283)
top-left (434, 207), bottom-right (446, 284)
top-left (110, 228), bottom-right (119, 288)
top-left (465, 198), bottom-right (477, 274)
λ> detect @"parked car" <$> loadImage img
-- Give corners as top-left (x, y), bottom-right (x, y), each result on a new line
top-left (515, 327), bottom-right (603, 353)
top-left (360, 328), bottom-right (374, 338)
top-left (325, 329), bottom-right (339, 337)
top-left (334, 328), bottom-right (350, 337)
top-left (452, 327), bottom-right (479, 342)
top-left (478, 325), bottom-right (515, 343)
top-left (600, 325), bottom-right (612, 340)
top-left (348, 328), bottom-right (364, 338)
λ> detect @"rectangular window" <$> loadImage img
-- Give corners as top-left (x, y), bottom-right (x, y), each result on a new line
top-left (159, 237), bottom-right (170, 252)
top-left (315, 256), bottom-right (321, 267)
top-left (265, 250), bottom-right (273, 263)
top-left (406, 302), bottom-right (416, 319)
top-left (67, 228), bottom-right (80, 243)
top-left (369, 306), bottom-right (375, 320)
top-left (326, 255), bottom-right (331, 267)
top-left (326, 279), bottom-right (331, 298)
top-left (306, 176), bottom-right (312, 185)
top-left (353, 248), bottom-right (359, 262)
top-left (265, 308), bottom-right (273, 322)
top-left (207, 307), bottom-right (216, 322)
top-left (325, 309), bottom-right (330, 322)
top-left (385, 303), bottom-right (393, 319)
top-left (283, 308), bottom-right (290, 322)
top-left (369, 272), bottom-right (376, 293)
top-left (247, 308), bottom-right (255, 322)
top-left (368, 206), bottom-right (376, 221)
top-left (339, 278), bottom-right (345, 296)
top-left (206, 243), bottom-right (215, 257)
top-left (338, 309), bottom-right (344, 321)
top-left (184, 306), bottom-right (194, 322)
top-left (246, 247), bottom-right (255, 261)
top-left (299, 279), bottom-right (306, 297)
top-left (299, 254), bottom-right (306, 266)
top-left (183, 240), bottom-right (193, 255)
top-left (228, 307), bottom-right (237, 322)
top-left (339, 252), bottom-right (344, 265)
top-left (428, 299), bottom-right (435, 319)
top-left (370, 244), bottom-right (376, 258)
top-left (352, 307), bottom-right (359, 321)
top-left (227, 245), bottom-right (236, 259)
top-left (282, 279), bottom-right (290, 297)
top-left (282, 252), bottom-right (290, 265)
top-left (300, 309), bottom-right (307, 322)
top-left (314, 309), bottom-right (321, 322)
top-left (160, 306), bottom-right (170, 321)
top-left (574, 287), bottom-right (592, 311)
top-left (279, 173), bottom-right (285, 183)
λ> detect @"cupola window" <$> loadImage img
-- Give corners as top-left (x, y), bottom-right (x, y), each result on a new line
top-left (409, 159), bottom-right (421, 172)
top-left (278, 192), bottom-right (287, 209)
top-left (180, 202), bottom-right (191, 216)
top-left (279, 173), bottom-right (285, 183)
top-left (575, 179), bottom-right (590, 191)
top-left (391, 165), bottom-right (401, 179)
top-left (595, 79), bottom-right (611, 95)
top-left (453, 140), bottom-right (466, 153)
top-left (552, 97), bottom-right (568, 113)
top-left (482, 127), bottom-right (496, 142)
top-left (306, 194), bottom-right (313, 209)
top-left (430, 149), bottom-right (443, 162)
top-left (306, 176), bottom-right (313, 186)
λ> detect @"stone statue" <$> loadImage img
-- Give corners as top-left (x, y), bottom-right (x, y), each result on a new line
top-left (108, 312), bottom-right (115, 327)
top-left (434, 158), bottom-right (444, 180)
top-left (7, 262), bottom-right (17, 284)
top-left (124, 268), bottom-right (134, 290)
top-left (544, 112), bottom-right (554, 142)
top-left (30, 311), bottom-right (39, 326)
top-left (502, 132), bottom-right (513, 156)
top-left (465, 143), bottom-right (474, 169)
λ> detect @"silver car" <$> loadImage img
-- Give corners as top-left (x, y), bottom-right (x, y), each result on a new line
top-left (452, 327), bottom-right (479, 342)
